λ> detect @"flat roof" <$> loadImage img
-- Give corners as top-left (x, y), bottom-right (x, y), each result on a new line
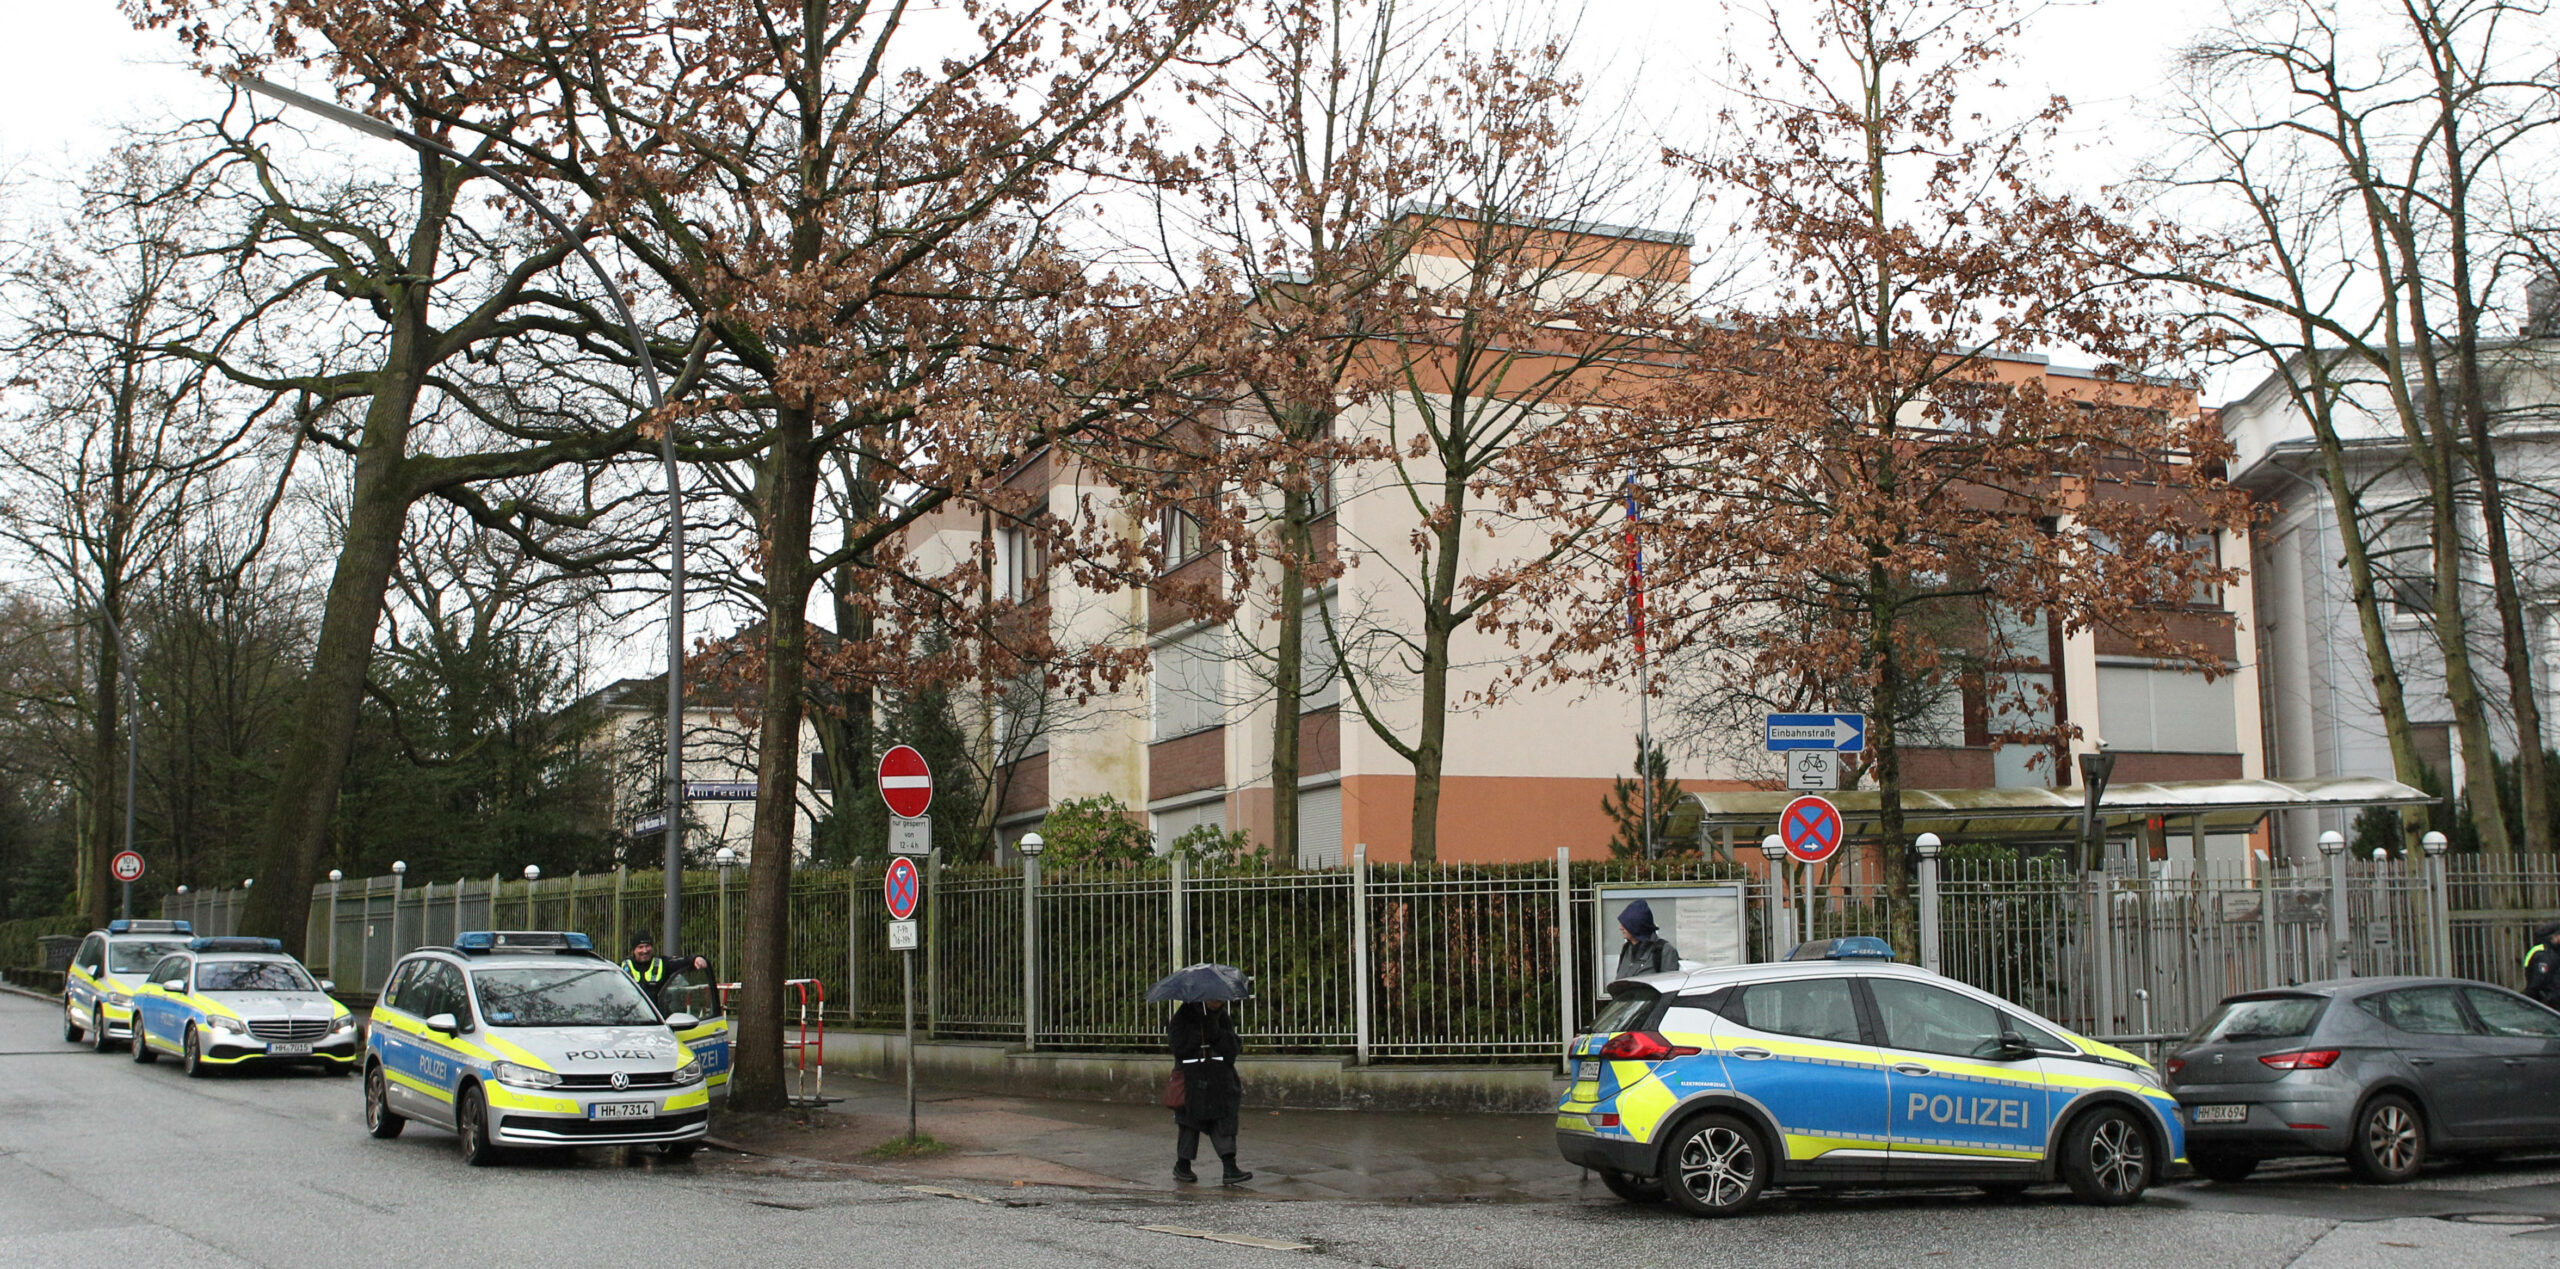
top-left (1679, 775), bottom-right (2431, 842)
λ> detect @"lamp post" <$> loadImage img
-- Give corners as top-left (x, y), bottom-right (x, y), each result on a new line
top-left (228, 75), bottom-right (688, 960)
top-left (1760, 833), bottom-right (1790, 960)
top-left (522, 865), bottom-right (542, 927)
top-left (1914, 833), bottom-right (1943, 974)
top-left (1018, 832), bottom-right (1044, 1051)
top-left (2319, 829), bottom-right (2350, 976)
top-left (326, 870), bottom-right (343, 985)
top-left (2421, 831), bottom-right (2451, 975)
top-left (2078, 742), bottom-right (2118, 871)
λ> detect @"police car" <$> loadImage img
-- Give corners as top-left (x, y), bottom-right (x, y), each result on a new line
top-left (62, 920), bottom-right (197, 1052)
top-left (129, 937), bottom-right (359, 1075)
top-left (1557, 938), bottom-right (2185, 1216)
top-left (364, 931), bottom-right (716, 1165)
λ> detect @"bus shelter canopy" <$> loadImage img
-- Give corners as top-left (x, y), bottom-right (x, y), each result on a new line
top-left (1675, 775), bottom-right (2431, 845)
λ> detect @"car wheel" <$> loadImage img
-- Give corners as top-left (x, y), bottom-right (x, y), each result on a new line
top-left (457, 1085), bottom-right (504, 1167)
top-left (63, 1001), bottom-right (82, 1044)
top-left (2059, 1106), bottom-right (2152, 1205)
top-left (656, 1142), bottom-right (700, 1162)
top-left (1597, 1166), bottom-right (1666, 1203)
top-left (182, 1026), bottom-right (212, 1079)
top-left (1660, 1113), bottom-right (1768, 1218)
top-left (364, 1065), bottom-right (405, 1139)
top-left (90, 1009), bottom-right (115, 1053)
top-left (2346, 1093), bottom-right (2425, 1184)
top-left (131, 1016), bottom-right (156, 1064)
top-left (2190, 1150), bottom-right (2257, 1183)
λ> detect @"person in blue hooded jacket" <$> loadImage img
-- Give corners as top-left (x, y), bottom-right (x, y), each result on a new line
top-left (1614, 899), bottom-right (1682, 980)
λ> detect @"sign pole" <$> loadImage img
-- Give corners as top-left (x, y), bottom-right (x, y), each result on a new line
top-left (902, 948), bottom-right (916, 1140)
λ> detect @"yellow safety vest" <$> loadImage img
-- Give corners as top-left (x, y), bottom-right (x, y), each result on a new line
top-left (622, 958), bottom-right (666, 984)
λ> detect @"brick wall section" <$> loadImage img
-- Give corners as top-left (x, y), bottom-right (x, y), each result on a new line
top-left (998, 751), bottom-right (1049, 819)
top-left (1149, 726), bottom-right (1225, 800)
top-left (2108, 751), bottom-right (2244, 782)
top-left (2094, 610), bottom-right (2238, 661)
top-left (1302, 707), bottom-right (1340, 776)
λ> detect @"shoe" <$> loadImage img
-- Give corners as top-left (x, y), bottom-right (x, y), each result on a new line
top-left (1219, 1156), bottom-right (1252, 1186)
top-left (1173, 1159), bottom-right (1198, 1184)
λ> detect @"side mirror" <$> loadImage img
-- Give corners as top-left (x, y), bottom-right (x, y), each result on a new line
top-left (160, 978), bottom-right (187, 992)
top-left (319, 979), bottom-right (336, 994)
top-left (1995, 1039), bottom-right (2039, 1063)
top-left (425, 1013), bottom-right (461, 1036)
top-left (664, 1012), bottom-right (700, 1031)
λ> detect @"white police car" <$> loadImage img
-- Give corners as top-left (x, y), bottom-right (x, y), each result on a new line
top-left (128, 937), bottom-right (359, 1075)
top-left (62, 920), bottom-right (196, 1052)
top-left (364, 931), bottom-right (714, 1165)
top-left (1557, 938), bottom-right (2185, 1216)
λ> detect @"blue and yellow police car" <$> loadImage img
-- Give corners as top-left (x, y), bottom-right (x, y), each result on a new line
top-left (62, 919), bottom-right (197, 1053)
top-left (364, 931), bottom-right (717, 1165)
top-left (1558, 940), bottom-right (2184, 1216)
top-left (129, 937), bottom-right (359, 1076)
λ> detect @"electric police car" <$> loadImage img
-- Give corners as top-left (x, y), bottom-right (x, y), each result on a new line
top-left (62, 919), bottom-right (197, 1052)
top-left (129, 937), bottom-right (359, 1075)
top-left (1558, 939), bottom-right (2185, 1217)
top-left (364, 931), bottom-right (717, 1165)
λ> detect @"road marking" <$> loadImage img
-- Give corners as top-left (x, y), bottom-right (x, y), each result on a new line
top-left (1139, 1225), bottom-right (1313, 1252)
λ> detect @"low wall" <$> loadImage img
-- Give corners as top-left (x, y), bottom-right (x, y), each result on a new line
top-left (814, 1030), bottom-right (1565, 1114)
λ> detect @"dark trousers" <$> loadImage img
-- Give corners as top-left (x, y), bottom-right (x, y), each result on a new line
top-left (1176, 1114), bottom-right (1238, 1162)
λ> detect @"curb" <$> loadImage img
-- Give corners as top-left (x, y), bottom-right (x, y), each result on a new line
top-left (0, 982), bottom-right (57, 1004)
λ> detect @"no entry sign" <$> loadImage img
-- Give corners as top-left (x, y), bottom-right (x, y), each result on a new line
top-left (878, 745), bottom-right (933, 820)
top-left (884, 856), bottom-right (921, 921)
top-left (1779, 795), bottom-right (1844, 865)
top-left (111, 851), bottom-right (144, 883)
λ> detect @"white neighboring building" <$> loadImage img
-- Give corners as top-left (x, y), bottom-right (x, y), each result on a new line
top-left (2221, 337), bottom-right (2560, 859)
top-left (584, 674), bottom-right (831, 862)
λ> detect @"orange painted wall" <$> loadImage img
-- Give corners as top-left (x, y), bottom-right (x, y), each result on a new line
top-left (1337, 774), bottom-right (1767, 863)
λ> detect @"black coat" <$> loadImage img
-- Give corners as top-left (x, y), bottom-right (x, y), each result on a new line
top-left (1168, 1002), bottom-right (1242, 1124)
top-left (2529, 942), bottom-right (2560, 1006)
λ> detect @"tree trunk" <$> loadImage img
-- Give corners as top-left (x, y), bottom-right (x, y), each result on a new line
top-left (1407, 478), bottom-right (1466, 863)
top-left (732, 404), bottom-right (818, 1113)
top-left (1270, 488), bottom-right (1311, 865)
top-left (2297, 368), bottom-right (2430, 796)
top-left (84, 619), bottom-right (121, 929)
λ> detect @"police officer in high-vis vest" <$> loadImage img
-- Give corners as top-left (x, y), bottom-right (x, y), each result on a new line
top-left (2525, 922), bottom-right (2560, 1007)
top-left (621, 937), bottom-right (712, 1012)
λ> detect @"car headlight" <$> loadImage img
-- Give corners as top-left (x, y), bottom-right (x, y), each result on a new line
top-left (329, 1014), bottom-right (356, 1034)
top-left (206, 1015), bottom-right (247, 1035)
top-left (672, 1059), bottom-right (704, 1086)
top-left (103, 992), bottom-right (132, 1008)
top-left (491, 1060), bottom-right (561, 1089)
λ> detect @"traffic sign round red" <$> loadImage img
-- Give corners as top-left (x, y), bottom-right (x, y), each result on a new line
top-left (878, 745), bottom-right (933, 819)
top-left (1779, 796), bottom-right (1844, 864)
top-left (111, 851), bottom-right (144, 883)
top-left (884, 857), bottom-right (921, 921)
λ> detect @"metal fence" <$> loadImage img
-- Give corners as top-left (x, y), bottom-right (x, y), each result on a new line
top-left (169, 845), bottom-right (2560, 1064)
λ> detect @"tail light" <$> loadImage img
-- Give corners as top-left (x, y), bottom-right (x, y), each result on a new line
top-left (1596, 1031), bottom-right (1701, 1062)
top-left (2165, 1057), bottom-right (2186, 1076)
top-left (2258, 1049), bottom-right (2341, 1070)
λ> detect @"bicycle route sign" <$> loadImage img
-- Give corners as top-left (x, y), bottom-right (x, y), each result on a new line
top-left (883, 856), bottom-right (921, 921)
top-left (1779, 795), bottom-right (1845, 865)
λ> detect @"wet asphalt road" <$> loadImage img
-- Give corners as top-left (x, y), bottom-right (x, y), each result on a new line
top-left (5, 989), bottom-right (2559, 1268)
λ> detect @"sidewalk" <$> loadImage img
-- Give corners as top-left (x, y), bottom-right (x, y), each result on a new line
top-left (715, 1071), bottom-right (1590, 1204)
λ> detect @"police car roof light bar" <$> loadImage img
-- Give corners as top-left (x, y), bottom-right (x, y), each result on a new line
top-left (454, 931), bottom-right (596, 954)
top-left (187, 936), bottom-right (285, 953)
top-left (1784, 936), bottom-right (1898, 962)
top-left (108, 919), bottom-right (192, 935)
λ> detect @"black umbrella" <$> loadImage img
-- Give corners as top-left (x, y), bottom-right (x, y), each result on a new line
top-left (1147, 963), bottom-right (1254, 1003)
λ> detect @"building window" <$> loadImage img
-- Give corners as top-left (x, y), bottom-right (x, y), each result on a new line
top-left (1000, 526), bottom-right (1046, 600)
top-left (1159, 509), bottom-right (1207, 568)
top-left (1152, 797), bottom-right (1226, 855)
top-left (2096, 663), bottom-right (2240, 753)
top-left (1300, 595), bottom-right (1340, 712)
top-left (1153, 626), bottom-right (1228, 740)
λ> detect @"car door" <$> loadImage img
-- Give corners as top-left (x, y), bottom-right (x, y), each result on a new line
top-left (68, 935), bottom-right (106, 1027)
top-left (1862, 977), bottom-right (2047, 1180)
top-left (2459, 987), bottom-right (2560, 1139)
top-left (2363, 986), bottom-right (2501, 1140)
top-left (133, 955), bottom-right (188, 1050)
top-left (372, 961), bottom-right (429, 1116)
top-left (409, 962), bottom-right (475, 1126)
top-left (1719, 976), bottom-right (1890, 1179)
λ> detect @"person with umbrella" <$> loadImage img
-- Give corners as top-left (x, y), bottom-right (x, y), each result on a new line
top-left (2526, 922), bottom-right (2560, 1006)
top-left (1151, 963), bottom-right (1253, 1186)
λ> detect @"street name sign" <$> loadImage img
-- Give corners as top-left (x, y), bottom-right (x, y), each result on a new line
top-left (683, 781), bottom-right (758, 801)
top-left (889, 815), bottom-right (933, 856)
top-left (1765, 713), bottom-right (1866, 752)
top-left (111, 851), bottom-right (144, 883)
top-left (884, 856), bottom-right (922, 921)
top-left (878, 745), bottom-right (934, 819)
top-left (1785, 750), bottom-right (1839, 791)
top-left (632, 811), bottom-right (669, 836)
top-left (1779, 795), bottom-right (1845, 864)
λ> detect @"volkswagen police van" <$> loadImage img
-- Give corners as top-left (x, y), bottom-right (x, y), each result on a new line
top-left (364, 931), bottom-right (719, 1165)
top-left (1557, 942), bottom-right (2184, 1216)
top-left (62, 919), bottom-right (196, 1052)
top-left (129, 937), bottom-right (359, 1075)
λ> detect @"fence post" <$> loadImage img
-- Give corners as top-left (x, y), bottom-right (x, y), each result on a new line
top-left (2089, 870), bottom-right (2115, 1038)
top-left (1169, 853), bottom-right (1189, 971)
top-left (612, 866), bottom-right (626, 959)
top-left (326, 878), bottom-right (341, 983)
top-left (1352, 844), bottom-right (1371, 1067)
top-left (1555, 847), bottom-right (1574, 1058)
top-left (2320, 830), bottom-right (2351, 977)
top-left (2422, 832), bottom-right (2451, 977)
top-left (1915, 833), bottom-right (1942, 974)
top-left (1022, 851), bottom-right (1039, 1052)
top-left (358, 880), bottom-right (373, 996)
top-left (2258, 850), bottom-right (2279, 988)
top-left (925, 847), bottom-right (941, 1037)
top-left (848, 867), bottom-right (861, 1028)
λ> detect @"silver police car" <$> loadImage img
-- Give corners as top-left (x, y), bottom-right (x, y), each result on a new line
top-left (364, 931), bottom-right (713, 1165)
top-left (129, 937), bottom-right (359, 1075)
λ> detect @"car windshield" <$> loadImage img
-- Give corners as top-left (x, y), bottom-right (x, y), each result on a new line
top-left (109, 941), bottom-right (189, 974)
top-left (2189, 995), bottom-right (2326, 1045)
top-left (194, 960), bottom-right (316, 992)
top-left (1590, 984), bottom-right (1661, 1035)
top-left (472, 965), bottom-right (661, 1027)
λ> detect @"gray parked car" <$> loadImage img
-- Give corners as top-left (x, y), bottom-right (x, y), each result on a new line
top-left (2166, 976), bottom-right (2560, 1183)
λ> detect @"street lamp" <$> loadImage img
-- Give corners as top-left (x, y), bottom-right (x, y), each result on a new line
top-left (1760, 833), bottom-right (1791, 958)
top-left (2078, 741), bottom-right (2118, 870)
top-left (229, 74), bottom-right (689, 962)
top-left (2318, 830), bottom-right (2350, 976)
top-left (1018, 832), bottom-right (1044, 1050)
